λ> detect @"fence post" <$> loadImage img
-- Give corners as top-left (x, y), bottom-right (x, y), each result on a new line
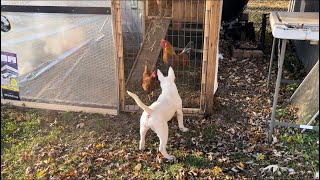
top-left (112, 0), bottom-right (125, 111)
top-left (202, 0), bottom-right (223, 116)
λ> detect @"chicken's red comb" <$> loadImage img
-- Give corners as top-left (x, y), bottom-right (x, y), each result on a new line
top-left (151, 70), bottom-right (157, 77)
top-left (160, 39), bottom-right (166, 48)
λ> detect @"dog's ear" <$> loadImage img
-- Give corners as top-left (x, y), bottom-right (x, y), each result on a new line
top-left (168, 67), bottom-right (175, 81)
top-left (157, 69), bottom-right (164, 82)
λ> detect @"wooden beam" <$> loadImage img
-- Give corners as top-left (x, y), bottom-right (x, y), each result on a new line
top-left (112, 0), bottom-right (125, 110)
top-left (145, 0), bottom-right (149, 17)
top-left (201, 0), bottom-right (223, 116)
top-left (142, 0), bottom-right (146, 38)
top-left (123, 105), bottom-right (204, 117)
top-left (146, 16), bottom-right (172, 20)
top-left (200, 0), bottom-right (211, 112)
top-left (2, 99), bottom-right (118, 115)
top-left (125, 18), bottom-right (171, 83)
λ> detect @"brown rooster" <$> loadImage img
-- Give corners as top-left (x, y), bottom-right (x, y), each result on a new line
top-left (160, 39), bottom-right (193, 69)
top-left (142, 64), bottom-right (159, 101)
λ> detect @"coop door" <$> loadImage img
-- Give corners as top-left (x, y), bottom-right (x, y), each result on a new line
top-left (1, 1), bottom-right (119, 112)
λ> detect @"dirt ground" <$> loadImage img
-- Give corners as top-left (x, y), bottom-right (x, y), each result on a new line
top-left (1, 39), bottom-right (319, 179)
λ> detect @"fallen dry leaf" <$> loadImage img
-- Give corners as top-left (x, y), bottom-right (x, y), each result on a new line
top-left (212, 166), bottom-right (222, 175)
top-left (134, 163), bottom-right (142, 171)
top-left (237, 162), bottom-right (245, 170)
top-left (247, 144), bottom-right (256, 152)
top-left (25, 166), bottom-right (32, 176)
top-left (151, 163), bottom-right (160, 171)
top-left (256, 154), bottom-right (265, 161)
top-left (132, 172), bottom-right (139, 178)
top-left (16, 115), bottom-right (23, 121)
top-left (46, 157), bottom-right (52, 164)
top-left (261, 164), bottom-right (280, 173)
top-left (37, 169), bottom-right (46, 178)
top-left (95, 157), bottom-right (106, 162)
top-left (76, 123), bottom-right (85, 129)
top-left (231, 167), bottom-right (239, 173)
top-left (28, 175), bottom-right (34, 180)
top-left (218, 156), bottom-right (229, 163)
top-left (95, 143), bottom-right (103, 149)
top-left (195, 151), bottom-right (203, 157)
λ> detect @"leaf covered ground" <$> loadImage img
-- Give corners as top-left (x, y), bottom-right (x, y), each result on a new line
top-left (1, 39), bottom-right (319, 179)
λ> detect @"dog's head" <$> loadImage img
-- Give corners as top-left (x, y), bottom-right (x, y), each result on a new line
top-left (157, 67), bottom-right (176, 91)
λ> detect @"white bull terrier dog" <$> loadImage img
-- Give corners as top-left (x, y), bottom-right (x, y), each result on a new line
top-left (127, 67), bottom-right (189, 160)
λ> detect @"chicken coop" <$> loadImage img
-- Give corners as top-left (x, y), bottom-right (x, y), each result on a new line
top-left (1, 0), bottom-right (222, 116)
top-left (118, 0), bottom-right (222, 116)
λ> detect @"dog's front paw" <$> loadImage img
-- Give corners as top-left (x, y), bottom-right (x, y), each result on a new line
top-left (179, 127), bottom-right (189, 132)
top-left (139, 144), bottom-right (145, 151)
top-left (167, 155), bottom-right (176, 161)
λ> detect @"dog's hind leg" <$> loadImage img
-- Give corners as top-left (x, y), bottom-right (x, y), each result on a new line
top-left (156, 124), bottom-right (176, 160)
top-left (177, 109), bottom-right (189, 132)
top-left (139, 125), bottom-right (149, 150)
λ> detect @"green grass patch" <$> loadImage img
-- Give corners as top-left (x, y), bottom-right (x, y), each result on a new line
top-left (286, 83), bottom-right (299, 92)
top-left (281, 130), bottom-right (319, 171)
top-left (185, 155), bottom-right (211, 168)
top-left (203, 126), bottom-right (216, 140)
top-left (168, 163), bottom-right (183, 175)
top-left (276, 108), bottom-right (291, 119)
top-left (1, 107), bottom-right (62, 179)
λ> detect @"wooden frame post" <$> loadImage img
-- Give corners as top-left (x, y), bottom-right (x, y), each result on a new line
top-left (112, 0), bottom-right (125, 110)
top-left (142, 0), bottom-right (146, 37)
top-left (201, 0), bottom-right (223, 116)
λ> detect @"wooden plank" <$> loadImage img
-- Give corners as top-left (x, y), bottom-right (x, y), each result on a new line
top-left (123, 105), bottom-right (204, 117)
top-left (278, 12), bottom-right (319, 25)
top-left (1, 99), bottom-right (118, 115)
top-left (145, 0), bottom-right (148, 17)
top-left (142, 0), bottom-right (146, 38)
top-left (126, 18), bottom-right (171, 84)
top-left (172, 0), bottom-right (205, 23)
top-left (111, 0), bottom-right (119, 111)
top-left (112, 0), bottom-right (125, 110)
top-left (200, 0), bottom-right (211, 112)
top-left (147, 16), bottom-right (172, 20)
top-left (202, 0), bottom-right (223, 116)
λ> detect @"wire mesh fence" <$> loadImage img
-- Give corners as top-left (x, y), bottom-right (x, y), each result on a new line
top-left (1, 2), bottom-right (118, 179)
top-left (2, 0), bottom-right (292, 114)
top-left (1, 2), bottom-right (119, 109)
top-left (246, 0), bottom-right (290, 29)
top-left (122, 0), bottom-right (207, 113)
top-left (244, 0), bottom-right (290, 48)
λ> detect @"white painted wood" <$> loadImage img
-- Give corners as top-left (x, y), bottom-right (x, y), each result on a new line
top-left (270, 12), bottom-right (319, 41)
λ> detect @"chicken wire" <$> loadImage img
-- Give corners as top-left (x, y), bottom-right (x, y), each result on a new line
top-left (1, 12), bottom-right (118, 109)
top-left (122, 0), bottom-right (210, 113)
top-left (291, 61), bottom-right (319, 125)
top-left (245, 0), bottom-right (290, 29)
top-left (121, 0), bottom-right (144, 80)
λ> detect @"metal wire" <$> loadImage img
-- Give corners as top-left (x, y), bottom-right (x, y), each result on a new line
top-left (123, 0), bottom-right (206, 114)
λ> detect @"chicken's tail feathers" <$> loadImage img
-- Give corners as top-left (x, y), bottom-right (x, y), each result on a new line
top-left (127, 91), bottom-right (153, 114)
top-left (181, 41), bottom-right (194, 54)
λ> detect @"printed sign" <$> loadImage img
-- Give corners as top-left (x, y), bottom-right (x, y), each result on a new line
top-left (1, 15), bottom-right (11, 32)
top-left (1, 52), bottom-right (20, 100)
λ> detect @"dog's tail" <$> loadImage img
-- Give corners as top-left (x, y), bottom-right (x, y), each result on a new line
top-left (127, 91), bottom-right (153, 114)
